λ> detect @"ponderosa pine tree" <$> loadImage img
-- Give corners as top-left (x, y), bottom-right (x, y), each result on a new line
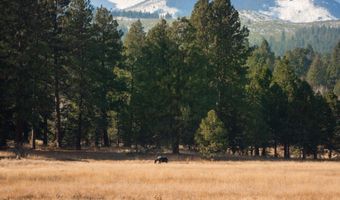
top-left (246, 45), bottom-right (274, 156)
top-left (50, 0), bottom-right (70, 148)
top-left (324, 91), bottom-right (339, 158)
top-left (133, 19), bottom-right (174, 149)
top-left (307, 54), bottom-right (326, 90)
top-left (92, 6), bottom-right (123, 147)
top-left (4, 0), bottom-right (38, 147)
top-left (169, 18), bottom-right (212, 148)
top-left (327, 41), bottom-right (340, 92)
top-left (267, 83), bottom-right (288, 157)
top-left (190, 0), bottom-right (210, 50)
top-left (292, 80), bottom-right (316, 159)
top-left (247, 40), bottom-right (275, 72)
top-left (166, 18), bottom-right (207, 153)
top-left (29, 0), bottom-right (56, 149)
top-left (284, 45), bottom-right (315, 78)
top-left (191, 0), bottom-right (250, 153)
top-left (64, 0), bottom-right (93, 150)
top-left (131, 18), bottom-right (206, 153)
top-left (123, 20), bottom-right (146, 148)
top-left (310, 93), bottom-right (335, 159)
top-left (273, 58), bottom-right (299, 158)
top-left (0, 0), bottom-right (18, 147)
top-left (0, 0), bottom-right (55, 149)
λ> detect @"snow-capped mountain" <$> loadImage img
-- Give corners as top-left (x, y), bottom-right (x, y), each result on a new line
top-left (91, 0), bottom-right (340, 23)
top-left (234, 0), bottom-right (340, 23)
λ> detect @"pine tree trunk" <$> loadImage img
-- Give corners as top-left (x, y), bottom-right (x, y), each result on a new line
top-left (95, 128), bottom-right (100, 148)
top-left (0, 121), bottom-right (6, 147)
top-left (284, 143), bottom-right (290, 159)
top-left (23, 122), bottom-right (30, 144)
top-left (54, 58), bottom-right (62, 148)
top-left (31, 129), bottom-right (36, 149)
top-left (76, 101), bottom-right (83, 150)
top-left (103, 129), bottom-right (110, 147)
top-left (255, 147), bottom-right (260, 156)
top-left (274, 140), bottom-right (278, 158)
top-left (52, 2), bottom-right (62, 148)
top-left (15, 119), bottom-right (24, 147)
top-left (302, 147), bottom-right (306, 160)
top-left (170, 115), bottom-right (179, 154)
top-left (313, 149), bottom-right (318, 160)
top-left (76, 86), bottom-right (83, 150)
top-left (262, 147), bottom-right (266, 157)
top-left (101, 110), bottom-right (110, 147)
top-left (43, 116), bottom-right (48, 146)
top-left (172, 136), bottom-right (180, 154)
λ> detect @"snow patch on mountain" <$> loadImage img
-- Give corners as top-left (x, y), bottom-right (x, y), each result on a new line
top-left (91, 0), bottom-right (340, 23)
top-left (264, 0), bottom-right (337, 23)
top-left (240, 10), bottom-right (274, 22)
top-left (125, 0), bottom-right (179, 16)
top-left (107, 0), bottom-right (144, 9)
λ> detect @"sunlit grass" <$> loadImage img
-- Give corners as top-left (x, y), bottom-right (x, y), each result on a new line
top-left (1, 158), bottom-right (340, 200)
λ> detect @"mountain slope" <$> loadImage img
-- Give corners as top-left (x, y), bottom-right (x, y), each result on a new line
top-left (263, 0), bottom-right (338, 23)
top-left (125, 0), bottom-right (196, 16)
top-left (91, 0), bottom-right (340, 23)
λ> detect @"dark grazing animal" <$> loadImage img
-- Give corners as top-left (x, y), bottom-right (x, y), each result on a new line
top-left (154, 156), bottom-right (168, 164)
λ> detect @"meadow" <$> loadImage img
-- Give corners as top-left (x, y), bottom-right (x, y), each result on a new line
top-left (1, 151), bottom-right (340, 200)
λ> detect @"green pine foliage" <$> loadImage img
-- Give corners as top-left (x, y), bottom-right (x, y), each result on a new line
top-left (269, 26), bottom-right (340, 56)
top-left (307, 54), bottom-right (327, 89)
top-left (284, 46), bottom-right (315, 79)
top-left (195, 110), bottom-right (228, 158)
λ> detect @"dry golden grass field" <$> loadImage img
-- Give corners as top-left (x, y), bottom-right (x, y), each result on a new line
top-left (1, 150), bottom-right (340, 200)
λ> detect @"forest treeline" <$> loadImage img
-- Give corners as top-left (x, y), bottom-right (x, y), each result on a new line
top-left (110, 10), bottom-right (172, 19)
top-left (0, 0), bottom-right (339, 159)
top-left (268, 26), bottom-right (340, 56)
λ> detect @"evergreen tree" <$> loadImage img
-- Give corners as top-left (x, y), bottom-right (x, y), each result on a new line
top-left (190, 0), bottom-right (210, 50)
top-left (50, 0), bottom-right (71, 148)
top-left (167, 18), bottom-right (207, 153)
top-left (332, 41), bottom-right (340, 78)
top-left (133, 19), bottom-right (174, 149)
top-left (247, 40), bottom-right (275, 72)
top-left (327, 41), bottom-right (340, 91)
top-left (246, 55), bottom-right (273, 156)
top-left (273, 58), bottom-right (299, 158)
top-left (309, 93), bottom-right (335, 159)
top-left (292, 81), bottom-right (317, 159)
top-left (267, 83), bottom-right (289, 157)
top-left (192, 0), bottom-right (250, 153)
top-left (307, 54), bottom-right (327, 89)
top-left (123, 20), bottom-right (146, 148)
top-left (0, 0), bottom-right (55, 148)
top-left (324, 91), bottom-right (339, 158)
top-left (284, 46), bottom-right (315, 78)
top-left (91, 6), bottom-right (124, 147)
top-left (195, 110), bottom-right (227, 158)
top-left (130, 18), bottom-right (207, 153)
top-left (63, 0), bottom-right (93, 150)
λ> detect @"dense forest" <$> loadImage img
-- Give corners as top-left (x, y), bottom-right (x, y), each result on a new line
top-left (268, 26), bottom-right (340, 56)
top-left (0, 0), bottom-right (339, 159)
